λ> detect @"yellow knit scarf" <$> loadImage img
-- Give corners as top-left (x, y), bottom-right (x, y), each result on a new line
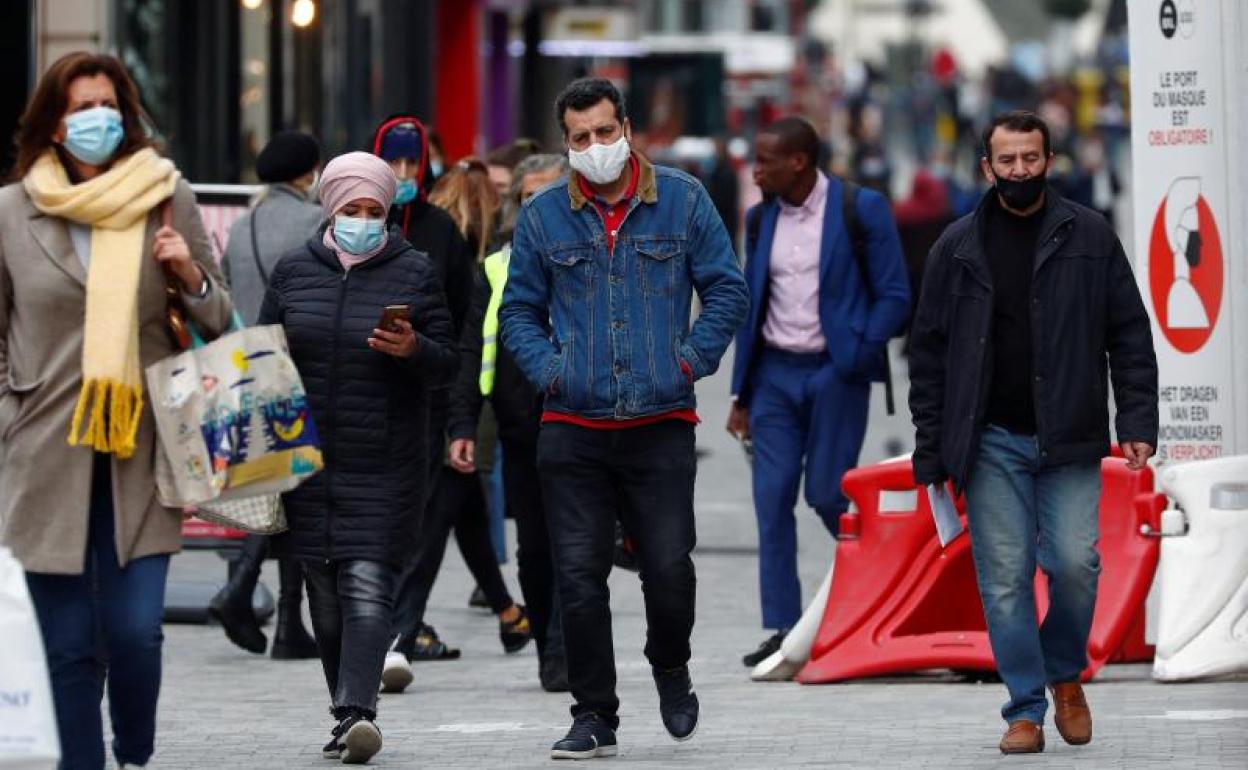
top-left (24, 148), bottom-right (180, 458)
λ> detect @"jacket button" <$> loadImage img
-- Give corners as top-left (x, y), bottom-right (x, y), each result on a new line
top-left (979, 337), bottom-right (986, 345)
top-left (612, 321), bottom-right (623, 330)
top-left (614, 363), bottom-right (623, 373)
top-left (1034, 375), bottom-right (1042, 382)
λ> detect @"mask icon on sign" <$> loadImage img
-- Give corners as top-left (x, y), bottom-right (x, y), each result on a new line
top-left (1164, 177), bottom-right (1208, 330)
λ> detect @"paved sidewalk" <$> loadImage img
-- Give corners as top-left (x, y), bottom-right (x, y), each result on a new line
top-left (153, 353), bottom-right (1248, 769)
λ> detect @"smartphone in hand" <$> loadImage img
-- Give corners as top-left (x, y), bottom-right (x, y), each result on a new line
top-left (378, 304), bottom-right (412, 333)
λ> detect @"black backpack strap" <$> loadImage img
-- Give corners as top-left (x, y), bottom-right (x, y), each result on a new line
top-left (248, 199), bottom-right (270, 287)
top-left (841, 181), bottom-right (871, 300)
top-left (744, 203), bottom-right (762, 261)
top-left (840, 180), bottom-right (895, 414)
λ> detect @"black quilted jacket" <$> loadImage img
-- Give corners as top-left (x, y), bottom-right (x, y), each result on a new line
top-left (259, 225), bottom-right (457, 566)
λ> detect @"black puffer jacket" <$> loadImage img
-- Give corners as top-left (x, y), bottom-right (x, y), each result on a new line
top-left (259, 226), bottom-right (457, 566)
top-left (908, 189), bottom-right (1158, 491)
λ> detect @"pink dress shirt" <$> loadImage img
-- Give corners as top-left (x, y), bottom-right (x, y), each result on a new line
top-left (761, 173), bottom-right (828, 353)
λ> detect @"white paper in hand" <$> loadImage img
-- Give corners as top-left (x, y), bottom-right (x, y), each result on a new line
top-left (925, 483), bottom-right (964, 547)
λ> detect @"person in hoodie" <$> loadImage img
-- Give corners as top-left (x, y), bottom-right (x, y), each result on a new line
top-left (370, 116), bottom-right (473, 333)
top-left (370, 116), bottom-right (483, 671)
top-left (258, 151), bottom-right (456, 764)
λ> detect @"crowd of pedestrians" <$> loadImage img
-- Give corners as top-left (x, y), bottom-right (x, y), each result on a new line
top-left (0, 50), bottom-right (1158, 769)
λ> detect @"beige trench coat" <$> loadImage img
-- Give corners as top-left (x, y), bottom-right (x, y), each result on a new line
top-left (0, 176), bottom-right (233, 574)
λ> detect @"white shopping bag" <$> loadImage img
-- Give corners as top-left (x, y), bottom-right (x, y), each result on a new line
top-left (0, 547), bottom-right (60, 769)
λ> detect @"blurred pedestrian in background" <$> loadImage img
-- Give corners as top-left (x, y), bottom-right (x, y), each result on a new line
top-left (381, 155), bottom-right (531, 694)
top-left (257, 151), bottom-right (456, 764)
top-left (369, 115), bottom-right (479, 676)
top-left (1, 51), bottom-right (234, 770)
top-left (210, 129), bottom-right (323, 661)
top-left (448, 152), bottom-right (571, 693)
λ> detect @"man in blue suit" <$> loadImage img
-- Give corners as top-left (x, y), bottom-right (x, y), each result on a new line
top-left (728, 117), bottom-right (910, 666)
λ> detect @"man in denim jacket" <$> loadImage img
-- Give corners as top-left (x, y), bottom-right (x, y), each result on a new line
top-left (500, 78), bottom-right (748, 760)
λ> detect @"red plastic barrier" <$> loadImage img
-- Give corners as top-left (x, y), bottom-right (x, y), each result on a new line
top-left (797, 457), bottom-right (1163, 684)
top-left (181, 517), bottom-right (247, 551)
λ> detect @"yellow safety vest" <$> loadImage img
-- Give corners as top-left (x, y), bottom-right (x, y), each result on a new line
top-left (479, 246), bottom-right (510, 396)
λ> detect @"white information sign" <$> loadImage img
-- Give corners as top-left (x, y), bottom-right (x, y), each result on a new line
top-left (1127, 0), bottom-right (1247, 464)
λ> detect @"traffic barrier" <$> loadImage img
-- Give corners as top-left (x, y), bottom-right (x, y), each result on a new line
top-left (1152, 456), bottom-right (1248, 681)
top-left (796, 457), bottom-right (1162, 684)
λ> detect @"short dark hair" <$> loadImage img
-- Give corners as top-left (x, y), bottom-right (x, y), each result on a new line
top-left (555, 78), bottom-right (626, 135)
top-left (982, 110), bottom-right (1051, 159)
top-left (760, 116), bottom-right (821, 169)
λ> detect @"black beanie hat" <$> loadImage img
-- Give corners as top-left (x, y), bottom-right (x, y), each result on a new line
top-left (256, 130), bottom-right (321, 183)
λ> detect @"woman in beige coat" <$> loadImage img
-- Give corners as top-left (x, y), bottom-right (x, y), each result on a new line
top-left (0, 52), bottom-right (232, 770)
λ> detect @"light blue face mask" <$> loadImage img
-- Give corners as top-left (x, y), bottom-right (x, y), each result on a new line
top-left (394, 178), bottom-right (418, 206)
top-left (333, 216), bottom-right (386, 255)
top-left (62, 106), bottom-right (125, 166)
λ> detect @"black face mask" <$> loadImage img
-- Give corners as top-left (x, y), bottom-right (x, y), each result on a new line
top-left (995, 173), bottom-right (1047, 211)
top-left (1185, 230), bottom-right (1202, 268)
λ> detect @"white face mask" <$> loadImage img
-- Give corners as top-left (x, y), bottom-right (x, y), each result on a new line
top-left (568, 135), bottom-right (630, 186)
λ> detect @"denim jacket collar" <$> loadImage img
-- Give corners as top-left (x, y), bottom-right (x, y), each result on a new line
top-left (567, 151), bottom-right (659, 211)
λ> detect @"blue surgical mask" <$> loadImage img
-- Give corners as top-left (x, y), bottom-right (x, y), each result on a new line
top-left (333, 216), bottom-right (386, 255)
top-left (62, 107), bottom-right (125, 166)
top-left (430, 160), bottom-right (444, 177)
top-left (394, 178), bottom-right (418, 205)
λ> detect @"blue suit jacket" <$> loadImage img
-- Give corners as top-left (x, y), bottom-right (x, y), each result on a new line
top-left (731, 174), bottom-right (910, 407)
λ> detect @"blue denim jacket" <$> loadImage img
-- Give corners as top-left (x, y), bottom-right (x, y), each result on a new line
top-left (499, 154), bottom-right (748, 419)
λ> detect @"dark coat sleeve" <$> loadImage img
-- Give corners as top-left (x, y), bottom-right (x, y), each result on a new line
top-left (908, 231), bottom-right (954, 485)
top-left (443, 228), bottom-right (475, 336)
top-left (1105, 237), bottom-right (1159, 447)
top-left (400, 256), bottom-right (459, 386)
top-left (447, 268), bottom-right (489, 440)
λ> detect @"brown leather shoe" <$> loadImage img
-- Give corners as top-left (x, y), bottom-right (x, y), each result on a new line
top-left (1051, 682), bottom-right (1093, 745)
top-left (999, 720), bottom-right (1045, 754)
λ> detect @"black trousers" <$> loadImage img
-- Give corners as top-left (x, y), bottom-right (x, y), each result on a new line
top-left (536, 421), bottom-right (698, 727)
top-left (303, 559), bottom-right (396, 719)
top-left (502, 438), bottom-right (563, 662)
top-left (391, 467), bottom-right (513, 640)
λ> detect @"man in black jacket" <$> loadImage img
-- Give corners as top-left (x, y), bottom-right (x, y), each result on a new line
top-left (908, 111), bottom-right (1158, 755)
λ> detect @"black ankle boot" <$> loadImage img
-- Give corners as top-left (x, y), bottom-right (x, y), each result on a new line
top-left (208, 535), bottom-right (268, 654)
top-left (271, 557), bottom-right (318, 659)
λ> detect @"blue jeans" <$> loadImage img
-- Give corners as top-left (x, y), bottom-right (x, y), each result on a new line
top-left (965, 425), bottom-right (1102, 725)
top-left (748, 348), bottom-right (870, 630)
top-left (25, 454), bottom-right (170, 770)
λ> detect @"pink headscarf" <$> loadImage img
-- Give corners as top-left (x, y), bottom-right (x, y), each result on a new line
top-left (319, 151), bottom-right (398, 270)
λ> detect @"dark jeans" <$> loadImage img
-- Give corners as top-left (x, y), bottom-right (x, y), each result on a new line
top-left (25, 453), bottom-right (170, 770)
top-left (536, 421), bottom-right (698, 727)
top-left (303, 559), bottom-right (396, 718)
top-left (502, 438), bottom-right (563, 662)
top-left (391, 466), bottom-right (513, 640)
top-left (965, 425), bottom-right (1102, 724)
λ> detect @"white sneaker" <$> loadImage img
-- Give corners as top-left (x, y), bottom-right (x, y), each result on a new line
top-left (339, 716), bottom-right (382, 764)
top-left (379, 651), bottom-right (413, 694)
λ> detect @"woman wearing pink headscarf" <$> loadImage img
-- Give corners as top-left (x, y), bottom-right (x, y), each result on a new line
top-left (258, 151), bottom-right (457, 763)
